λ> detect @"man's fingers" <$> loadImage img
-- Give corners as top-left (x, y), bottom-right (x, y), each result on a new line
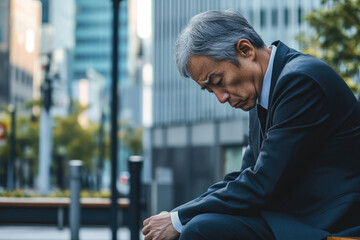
top-left (142, 212), bottom-right (177, 240)
top-left (144, 231), bottom-right (153, 240)
top-left (143, 216), bottom-right (151, 226)
top-left (142, 224), bottom-right (150, 235)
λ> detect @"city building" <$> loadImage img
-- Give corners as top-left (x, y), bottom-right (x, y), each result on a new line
top-left (0, 0), bottom-right (42, 189)
top-left (72, 0), bottom-right (143, 123)
top-left (0, 0), bottom-right (42, 110)
top-left (73, 0), bottom-right (143, 188)
top-left (72, 0), bottom-right (130, 113)
top-left (149, 0), bottom-right (322, 211)
top-left (48, 0), bottom-right (75, 117)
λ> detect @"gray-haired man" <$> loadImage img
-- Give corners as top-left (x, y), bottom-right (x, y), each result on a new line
top-left (142, 10), bottom-right (360, 240)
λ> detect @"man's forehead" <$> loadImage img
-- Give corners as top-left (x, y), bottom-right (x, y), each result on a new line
top-left (188, 55), bottom-right (210, 82)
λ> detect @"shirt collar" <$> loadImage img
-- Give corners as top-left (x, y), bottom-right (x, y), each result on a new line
top-left (258, 45), bottom-right (277, 110)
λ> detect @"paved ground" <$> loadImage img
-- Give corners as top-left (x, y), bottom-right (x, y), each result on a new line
top-left (0, 226), bottom-right (141, 240)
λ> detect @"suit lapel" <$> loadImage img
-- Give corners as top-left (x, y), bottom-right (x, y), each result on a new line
top-left (263, 41), bottom-right (292, 134)
top-left (254, 41), bottom-right (293, 152)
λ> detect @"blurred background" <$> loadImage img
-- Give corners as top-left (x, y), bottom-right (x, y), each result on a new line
top-left (0, 0), bottom-right (359, 239)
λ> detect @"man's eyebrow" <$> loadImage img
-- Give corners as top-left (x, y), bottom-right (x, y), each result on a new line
top-left (201, 73), bottom-right (215, 90)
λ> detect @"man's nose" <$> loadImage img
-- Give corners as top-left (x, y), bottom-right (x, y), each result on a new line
top-left (213, 89), bottom-right (230, 104)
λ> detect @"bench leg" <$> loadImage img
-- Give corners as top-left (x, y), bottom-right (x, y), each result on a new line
top-left (58, 207), bottom-right (64, 230)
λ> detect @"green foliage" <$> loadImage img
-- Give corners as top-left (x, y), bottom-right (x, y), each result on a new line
top-left (0, 189), bottom-right (111, 198)
top-left (0, 102), bottom-right (105, 185)
top-left (297, 0), bottom-right (360, 92)
top-left (122, 125), bottom-right (143, 155)
top-left (0, 189), bottom-right (36, 197)
top-left (0, 100), bottom-right (143, 190)
top-left (52, 114), bottom-right (99, 171)
top-left (0, 115), bottom-right (10, 176)
top-left (0, 114), bottom-right (39, 175)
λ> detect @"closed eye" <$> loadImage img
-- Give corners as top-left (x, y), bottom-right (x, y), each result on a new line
top-left (216, 78), bottom-right (223, 87)
top-left (200, 86), bottom-right (213, 93)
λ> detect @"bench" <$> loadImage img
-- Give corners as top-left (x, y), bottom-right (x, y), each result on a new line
top-left (0, 197), bottom-right (129, 229)
top-left (327, 237), bottom-right (360, 239)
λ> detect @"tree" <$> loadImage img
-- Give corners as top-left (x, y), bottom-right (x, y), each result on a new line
top-left (297, 0), bottom-right (360, 93)
top-left (52, 114), bottom-right (99, 171)
top-left (0, 101), bottom-right (107, 190)
top-left (122, 125), bottom-right (143, 155)
top-left (0, 111), bottom-right (39, 188)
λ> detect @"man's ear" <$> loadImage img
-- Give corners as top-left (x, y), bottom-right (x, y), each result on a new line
top-left (236, 39), bottom-right (255, 60)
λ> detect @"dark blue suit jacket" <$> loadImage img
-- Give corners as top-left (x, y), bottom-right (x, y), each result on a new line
top-left (173, 41), bottom-right (360, 239)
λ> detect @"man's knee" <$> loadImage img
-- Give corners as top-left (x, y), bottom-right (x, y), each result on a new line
top-left (179, 214), bottom-right (213, 240)
top-left (179, 213), bottom-right (274, 240)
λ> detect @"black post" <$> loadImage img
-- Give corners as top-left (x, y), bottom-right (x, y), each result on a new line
top-left (111, 0), bottom-right (120, 239)
top-left (69, 160), bottom-right (83, 240)
top-left (7, 106), bottom-right (16, 190)
top-left (129, 156), bottom-right (143, 240)
top-left (43, 54), bottom-right (52, 112)
top-left (97, 110), bottom-right (105, 190)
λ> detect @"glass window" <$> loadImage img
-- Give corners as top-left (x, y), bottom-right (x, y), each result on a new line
top-left (222, 146), bottom-right (246, 176)
top-left (249, 9), bottom-right (254, 25)
top-left (271, 9), bottom-right (278, 27)
top-left (260, 9), bottom-right (266, 28)
top-left (284, 7), bottom-right (289, 26)
top-left (40, 0), bottom-right (50, 23)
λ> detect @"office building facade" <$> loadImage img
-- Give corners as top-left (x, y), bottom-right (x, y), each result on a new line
top-left (73, 0), bottom-right (141, 123)
top-left (73, 0), bottom-right (143, 187)
top-left (0, 0), bottom-right (41, 109)
top-left (73, 0), bottom-right (128, 89)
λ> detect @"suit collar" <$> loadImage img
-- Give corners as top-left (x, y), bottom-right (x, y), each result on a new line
top-left (258, 45), bottom-right (277, 110)
top-left (260, 41), bottom-right (293, 138)
top-left (268, 41), bottom-right (292, 108)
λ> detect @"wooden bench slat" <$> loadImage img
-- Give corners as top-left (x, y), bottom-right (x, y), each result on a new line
top-left (0, 197), bottom-right (130, 230)
top-left (0, 197), bottom-right (129, 208)
top-left (327, 237), bottom-right (360, 240)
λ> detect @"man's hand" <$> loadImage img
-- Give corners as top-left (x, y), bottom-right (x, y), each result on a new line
top-left (142, 211), bottom-right (180, 240)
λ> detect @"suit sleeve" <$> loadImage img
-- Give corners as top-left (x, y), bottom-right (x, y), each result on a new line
top-left (176, 75), bottom-right (331, 225)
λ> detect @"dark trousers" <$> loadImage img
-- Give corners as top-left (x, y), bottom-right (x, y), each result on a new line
top-left (179, 213), bottom-right (275, 240)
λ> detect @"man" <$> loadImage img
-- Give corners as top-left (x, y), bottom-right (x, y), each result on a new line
top-left (142, 10), bottom-right (360, 240)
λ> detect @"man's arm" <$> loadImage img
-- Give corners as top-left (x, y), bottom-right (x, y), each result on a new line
top-left (142, 143), bottom-right (257, 239)
top-left (175, 75), bottom-right (331, 225)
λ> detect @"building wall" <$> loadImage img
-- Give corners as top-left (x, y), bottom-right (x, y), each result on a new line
top-left (150, 0), bottom-right (321, 210)
top-left (40, 0), bottom-right (75, 118)
top-left (152, 120), bottom-right (248, 206)
top-left (72, 0), bottom-right (143, 187)
top-left (73, 0), bottom-right (128, 87)
top-left (0, 0), bottom-right (11, 106)
top-left (2, 0), bottom-right (42, 108)
top-left (73, 0), bottom-right (140, 124)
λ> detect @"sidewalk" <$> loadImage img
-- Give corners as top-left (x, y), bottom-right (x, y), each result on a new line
top-left (0, 226), bottom-right (135, 240)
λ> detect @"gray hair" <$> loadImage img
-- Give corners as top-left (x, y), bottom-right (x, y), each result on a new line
top-left (175, 10), bottom-right (265, 78)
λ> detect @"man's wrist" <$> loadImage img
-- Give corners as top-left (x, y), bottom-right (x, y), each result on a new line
top-left (170, 211), bottom-right (183, 233)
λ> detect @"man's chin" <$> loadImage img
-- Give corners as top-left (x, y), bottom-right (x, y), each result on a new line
top-left (231, 99), bottom-right (256, 111)
top-left (239, 104), bottom-right (256, 112)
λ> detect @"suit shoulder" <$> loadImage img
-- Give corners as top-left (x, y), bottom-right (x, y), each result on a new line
top-left (280, 53), bottom-right (332, 79)
top-left (277, 52), bottom-right (346, 95)
top-left (273, 53), bottom-right (358, 121)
